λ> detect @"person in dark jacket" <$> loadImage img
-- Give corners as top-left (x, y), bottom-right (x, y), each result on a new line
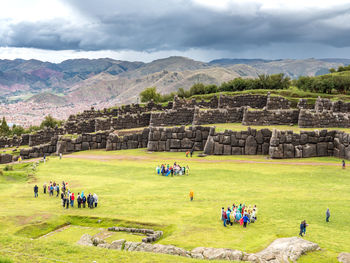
top-left (43, 183), bottom-right (46, 194)
top-left (34, 185), bottom-right (38, 197)
top-left (87, 194), bottom-right (91, 208)
top-left (82, 194), bottom-right (86, 208)
top-left (242, 214), bottom-right (250, 228)
top-left (326, 208), bottom-right (331, 222)
top-left (77, 193), bottom-right (82, 208)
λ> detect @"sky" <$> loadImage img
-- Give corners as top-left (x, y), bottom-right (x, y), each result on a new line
top-left (0, 0), bottom-right (350, 62)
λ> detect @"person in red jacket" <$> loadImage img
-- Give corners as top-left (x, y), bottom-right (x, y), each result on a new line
top-left (70, 193), bottom-right (75, 207)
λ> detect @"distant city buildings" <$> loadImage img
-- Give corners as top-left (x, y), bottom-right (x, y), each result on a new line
top-left (0, 100), bottom-right (118, 127)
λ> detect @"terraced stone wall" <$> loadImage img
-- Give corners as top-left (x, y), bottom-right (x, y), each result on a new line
top-left (192, 107), bottom-right (245, 125)
top-left (242, 109), bottom-right (299, 126)
top-left (149, 108), bottom-right (195, 127)
top-left (147, 126), bottom-right (210, 152)
top-left (203, 127), bottom-right (272, 155)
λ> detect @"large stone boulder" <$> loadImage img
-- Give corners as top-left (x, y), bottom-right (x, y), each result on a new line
top-left (77, 234), bottom-right (93, 246)
top-left (245, 135), bottom-right (257, 155)
top-left (191, 247), bottom-right (243, 261)
top-left (203, 136), bottom-right (214, 155)
top-left (246, 237), bottom-right (320, 263)
top-left (338, 252), bottom-right (350, 263)
top-left (303, 144), bottom-right (317, 158)
top-left (109, 239), bottom-right (126, 250)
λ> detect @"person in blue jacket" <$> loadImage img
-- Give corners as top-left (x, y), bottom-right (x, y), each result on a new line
top-left (243, 214), bottom-right (250, 228)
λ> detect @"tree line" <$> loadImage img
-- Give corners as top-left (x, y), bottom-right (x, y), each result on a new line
top-left (0, 115), bottom-right (62, 137)
top-left (140, 73), bottom-right (291, 102)
top-left (140, 65), bottom-right (350, 102)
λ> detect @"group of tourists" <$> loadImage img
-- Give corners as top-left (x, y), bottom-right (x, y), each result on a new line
top-left (221, 204), bottom-right (258, 228)
top-left (43, 181), bottom-right (62, 197)
top-left (33, 180), bottom-right (99, 209)
top-left (156, 163), bottom-right (189, 176)
top-left (61, 191), bottom-right (98, 209)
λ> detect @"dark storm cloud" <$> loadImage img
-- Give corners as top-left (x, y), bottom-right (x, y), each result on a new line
top-left (2, 0), bottom-right (350, 53)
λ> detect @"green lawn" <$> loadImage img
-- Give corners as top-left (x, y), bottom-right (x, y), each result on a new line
top-left (0, 149), bottom-right (349, 262)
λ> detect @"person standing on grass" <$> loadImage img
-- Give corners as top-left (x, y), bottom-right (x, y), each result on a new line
top-left (190, 148), bottom-right (194, 157)
top-left (77, 193), bottom-right (81, 208)
top-left (189, 190), bottom-right (194, 201)
top-left (221, 207), bottom-right (227, 227)
top-left (93, 193), bottom-right (98, 207)
top-left (299, 221), bottom-right (304, 237)
top-left (186, 165), bottom-right (189, 175)
top-left (226, 208), bottom-right (233, 226)
top-left (342, 160), bottom-right (346, 169)
top-left (60, 153), bottom-right (62, 160)
top-left (43, 183), bottom-right (46, 194)
top-left (70, 193), bottom-right (75, 207)
top-left (56, 184), bottom-right (60, 197)
top-left (82, 193), bottom-right (86, 208)
top-left (62, 194), bottom-right (66, 208)
top-left (89, 194), bottom-right (94, 209)
top-left (34, 185), bottom-right (38, 198)
top-left (243, 213), bottom-right (250, 228)
top-left (66, 194), bottom-right (69, 209)
top-left (326, 208), bottom-right (331, 222)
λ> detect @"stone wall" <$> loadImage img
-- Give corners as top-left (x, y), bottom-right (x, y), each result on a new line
top-left (172, 95), bottom-right (218, 109)
top-left (29, 127), bottom-right (65, 147)
top-left (111, 113), bottom-right (151, 130)
top-left (242, 109), bottom-right (299, 126)
top-left (56, 132), bottom-right (109, 154)
top-left (0, 154), bottom-right (13, 164)
top-left (0, 134), bottom-right (29, 148)
top-left (297, 99), bottom-right (314, 110)
top-left (147, 126), bottom-right (210, 152)
top-left (20, 136), bottom-right (58, 159)
top-left (298, 110), bottom-right (350, 128)
top-left (106, 128), bottom-right (150, 151)
top-left (203, 127), bottom-right (272, 155)
top-left (149, 108), bottom-right (195, 127)
top-left (266, 95), bottom-right (291, 110)
top-left (269, 129), bottom-right (336, 159)
top-left (192, 107), bottom-right (245, 125)
top-left (315, 98), bottom-right (333, 112)
top-left (218, 94), bottom-right (267, 109)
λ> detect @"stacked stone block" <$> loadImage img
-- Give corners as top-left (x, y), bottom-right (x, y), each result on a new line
top-left (242, 109), bottom-right (299, 126)
top-left (150, 108), bottom-right (195, 127)
top-left (203, 127), bottom-right (272, 155)
top-left (266, 95), bottom-right (291, 110)
top-left (106, 128), bottom-right (150, 151)
top-left (192, 107), bottom-right (245, 125)
top-left (172, 95), bottom-right (218, 109)
top-left (29, 127), bottom-right (65, 147)
top-left (218, 94), bottom-right (267, 109)
top-left (111, 113), bottom-right (151, 130)
top-left (269, 129), bottom-right (336, 159)
top-left (298, 109), bottom-right (350, 128)
top-left (147, 126), bottom-right (210, 152)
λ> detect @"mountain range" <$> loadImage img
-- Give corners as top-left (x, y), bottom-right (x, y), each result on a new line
top-left (0, 56), bottom-right (349, 106)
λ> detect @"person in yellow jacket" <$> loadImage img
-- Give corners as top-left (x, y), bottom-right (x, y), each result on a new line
top-left (189, 190), bottom-right (194, 201)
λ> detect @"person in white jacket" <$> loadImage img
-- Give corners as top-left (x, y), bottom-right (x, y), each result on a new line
top-left (93, 193), bottom-right (98, 208)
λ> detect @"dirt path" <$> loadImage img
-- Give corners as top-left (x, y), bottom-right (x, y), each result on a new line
top-left (65, 154), bottom-right (342, 166)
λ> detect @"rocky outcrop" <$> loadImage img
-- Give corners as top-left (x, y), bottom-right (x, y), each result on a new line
top-left (338, 252), bottom-right (350, 263)
top-left (77, 234), bottom-right (93, 246)
top-left (78, 234), bottom-right (320, 262)
top-left (246, 237), bottom-right (320, 263)
top-left (191, 247), bottom-right (243, 261)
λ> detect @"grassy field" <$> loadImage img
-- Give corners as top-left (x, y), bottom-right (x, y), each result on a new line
top-left (0, 149), bottom-right (350, 262)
